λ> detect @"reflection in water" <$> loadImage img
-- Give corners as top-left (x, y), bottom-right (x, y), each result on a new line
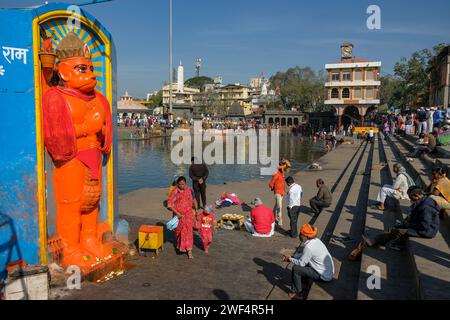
top-left (118, 135), bottom-right (325, 194)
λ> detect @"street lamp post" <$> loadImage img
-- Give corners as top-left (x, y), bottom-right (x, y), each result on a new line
top-left (169, 0), bottom-right (173, 121)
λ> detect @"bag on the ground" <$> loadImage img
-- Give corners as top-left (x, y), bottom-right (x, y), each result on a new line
top-left (348, 241), bottom-right (364, 261)
top-left (166, 215), bottom-right (179, 231)
top-left (437, 132), bottom-right (450, 146)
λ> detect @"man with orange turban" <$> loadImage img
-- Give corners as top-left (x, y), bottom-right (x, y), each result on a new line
top-left (282, 224), bottom-right (334, 300)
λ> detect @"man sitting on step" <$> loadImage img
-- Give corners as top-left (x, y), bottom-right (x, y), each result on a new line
top-left (363, 186), bottom-right (440, 250)
top-left (309, 179), bottom-right (332, 215)
top-left (409, 132), bottom-right (437, 158)
top-left (283, 224), bottom-right (334, 300)
top-left (426, 166), bottom-right (450, 210)
top-left (373, 163), bottom-right (415, 210)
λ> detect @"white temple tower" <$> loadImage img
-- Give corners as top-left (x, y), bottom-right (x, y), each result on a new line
top-left (177, 61), bottom-right (184, 92)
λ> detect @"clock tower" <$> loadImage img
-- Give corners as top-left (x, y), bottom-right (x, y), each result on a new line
top-left (341, 42), bottom-right (353, 61)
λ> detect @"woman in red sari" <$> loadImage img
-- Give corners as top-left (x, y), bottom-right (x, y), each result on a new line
top-left (167, 176), bottom-right (197, 259)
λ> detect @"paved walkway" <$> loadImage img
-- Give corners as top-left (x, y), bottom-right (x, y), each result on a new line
top-left (57, 141), bottom-right (362, 300)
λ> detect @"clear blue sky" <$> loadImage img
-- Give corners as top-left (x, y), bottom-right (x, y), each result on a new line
top-left (2, 0), bottom-right (450, 98)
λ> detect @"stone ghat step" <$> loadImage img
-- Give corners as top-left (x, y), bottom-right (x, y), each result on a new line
top-left (267, 141), bottom-right (367, 300)
top-left (357, 135), bottom-right (417, 299)
top-left (398, 135), bottom-right (450, 167)
top-left (308, 141), bottom-right (372, 300)
top-left (391, 134), bottom-right (450, 223)
top-left (390, 135), bottom-right (431, 186)
top-left (383, 133), bottom-right (450, 299)
top-left (394, 134), bottom-right (450, 224)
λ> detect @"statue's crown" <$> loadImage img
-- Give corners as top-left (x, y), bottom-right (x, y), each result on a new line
top-left (56, 31), bottom-right (90, 60)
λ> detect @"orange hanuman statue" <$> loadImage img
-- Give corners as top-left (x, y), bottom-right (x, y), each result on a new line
top-left (42, 32), bottom-right (123, 271)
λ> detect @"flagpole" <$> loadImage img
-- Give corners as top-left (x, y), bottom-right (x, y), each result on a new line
top-left (169, 0), bottom-right (173, 120)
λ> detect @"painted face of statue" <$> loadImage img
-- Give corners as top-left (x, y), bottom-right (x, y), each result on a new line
top-left (58, 57), bottom-right (97, 93)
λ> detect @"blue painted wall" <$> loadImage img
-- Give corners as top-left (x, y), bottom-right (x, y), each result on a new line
top-left (0, 3), bottom-right (117, 280)
top-left (0, 9), bottom-right (39, 280)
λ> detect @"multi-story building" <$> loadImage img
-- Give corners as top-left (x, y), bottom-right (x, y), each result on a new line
top-left (162, 61), bottom-right (200, 106)
top-left (204, 76), bottom-right (224, 92)
top-left (430, 45), bottom-right (450, 108)
top-left (325, 42), bottom-right (381, 128)
top-left (162, 83), bottom-right (200, 105)
top-left (218, 84), bottom-right (252, 115)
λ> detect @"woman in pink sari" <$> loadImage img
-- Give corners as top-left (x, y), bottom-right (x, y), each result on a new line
top-left (167, 176), bottom-right (197, 259)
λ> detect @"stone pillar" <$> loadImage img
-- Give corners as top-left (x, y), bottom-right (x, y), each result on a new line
top-left (357, 106), bottom-right (368, 125)
top-left (335, 106), bottom-right (345, 129)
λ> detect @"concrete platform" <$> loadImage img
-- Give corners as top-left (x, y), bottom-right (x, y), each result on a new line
top-left (54, 136), bottom-right (449, 300)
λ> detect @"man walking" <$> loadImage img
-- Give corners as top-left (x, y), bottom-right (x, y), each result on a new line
top-left (285, 176), bottom-right (303, 238)
top-left (309, 179), bottom-right (332, 215)
top-left (189, 157), bottom-right (209, 209)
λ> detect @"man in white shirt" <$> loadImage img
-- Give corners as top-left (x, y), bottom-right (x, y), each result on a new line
top-left (283, 224), bottom-right (334, 300)
top-left (368, 128), bottom-right (375, 143)
top-left (374, 163), bottom-right (414, 210)
top-left (426, 107), bottom-right (434, 134)
top-left (285, 176), bottom-right (302, 238)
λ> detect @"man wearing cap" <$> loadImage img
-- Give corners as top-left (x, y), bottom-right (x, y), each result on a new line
top-left (269, 162), bottom-right (287, 226)
top-left (244, 198), bottom-right (275, 237)
top-left (283, 224), bottom-right (334, 300)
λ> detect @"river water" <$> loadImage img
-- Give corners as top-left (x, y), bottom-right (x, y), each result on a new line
top-left (118, 135), bottom-right (326, 194)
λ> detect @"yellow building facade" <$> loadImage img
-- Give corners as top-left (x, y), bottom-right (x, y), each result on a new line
top-left (325, 43), bottom-right (381, 127)
top-left (162, 83), bottom-right (200, 105)
top-left (218, 84), bottom-right (252, 115)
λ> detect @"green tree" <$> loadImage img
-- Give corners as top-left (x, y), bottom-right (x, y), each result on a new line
top-left (269, 66), bottom-right (327, 112)
top-left (185, 76), bottom-right (214, 91)
top-left (194, 90), bottom-right (225, 116)
top-left (380, 75), bottom-right (405, 108)
top-left (390, 43), bottom-right (447, 109)
top-left (147, 90), bottom-right (162, 108)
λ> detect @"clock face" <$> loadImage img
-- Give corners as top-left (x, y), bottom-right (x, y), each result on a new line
top-left (342, 46), bottom-right (352, 57)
